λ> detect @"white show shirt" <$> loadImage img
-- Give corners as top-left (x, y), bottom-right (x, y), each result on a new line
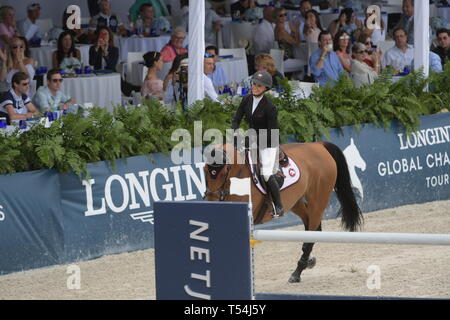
top-left (382, 44), bottom-right (414, 72)
top-left (251, 95), bottom-right (263, 114)
top-left (203, 74), bottom-right (219, 102)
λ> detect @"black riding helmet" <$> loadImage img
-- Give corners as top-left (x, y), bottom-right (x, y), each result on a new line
top-left (251, 70), bottom-right (273, 89)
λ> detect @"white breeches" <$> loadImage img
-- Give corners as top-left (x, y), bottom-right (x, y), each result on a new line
top-left (260, 147), bottom-right (278, 181)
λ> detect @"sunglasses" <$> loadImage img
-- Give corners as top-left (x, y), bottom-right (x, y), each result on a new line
top-left (279, 13), bottom-right (287, 17)
top-left (204, 53), bottom-right (215, 58)
top-left (356, 50), bottom-right (368, 54)
top-left (365, 41), bottom-right (373, 46)
top-left (51, 78), bottom-right (64, 83)
top-left (12, 45), bottom-right (24, 49)
top-left (20, 82), bottom-right (30, 86)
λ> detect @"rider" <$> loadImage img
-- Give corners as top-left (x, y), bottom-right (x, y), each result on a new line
top-left (231, 70), bottom-right (284, 217)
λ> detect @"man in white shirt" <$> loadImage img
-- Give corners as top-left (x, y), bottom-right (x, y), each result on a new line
top-left (18, 3), bottom-right (42, 44)
top-left (382, 28), bottom-right (414, 72)
top-left (203, 55), bottom-right (219, 102)
top-left (253, 5), bottom-right (275, 55)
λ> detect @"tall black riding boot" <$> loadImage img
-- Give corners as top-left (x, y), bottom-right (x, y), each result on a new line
top-left (267, 175), bottom-right (284, 217)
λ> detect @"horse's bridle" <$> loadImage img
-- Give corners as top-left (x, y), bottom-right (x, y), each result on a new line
top-left (203, 163), bottom-right (232, 201)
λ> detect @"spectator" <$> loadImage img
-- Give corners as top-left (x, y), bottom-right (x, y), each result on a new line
top-left (394, 0), bottom-right (414, 45)
top-left (302, 9), bottom-right (322, 44)
top-left (204, 54), bottom-right (219, 102)
top-left (231, 0), bottom-right (257, 20)
top-left (0, 6), bottom-right (20, 50)
top-left (328, 8), bottom-right (362, 39)
top-left (354, 5), bottom-right (386, 47)
top-left (334, 30), bottom-right (352, 73)
top-left (0, 71), bottom-right (38, 124)
top-left (253, 5), bottom-right (275, 56)
top-left (273, 8), bottom-right (303, 75)
top-left (62, 9), bottom-right (90, 44)
top-left (182, 1), bottom-right (222, 47)
top-left (89, 27), bottom-right (119, 71)
top-left (163, 53), bottom-right (187, 106)
top-left (129, 0), bottom-right (169, 22)
top-left (350, 42), bottom-right (379, 88)
top-left (141, 51), bottom-right (164, 100)
top-left (33, 69), bottom-right (75, 112)
top-left (52, 31), bottom-right (81, 70)
top-left (358, 33), bottom-right (382, 69)
top-left (160, 27), bottom-right (188, 63)
top-left (432, 28), bottom-right (450, 68)
top-left (0, 37), bottom-right (35, 95)
top-left (205, 46), bottom-right (228, 89)
top-left (382, 28), bottom-right (414, 73)
top-left (88, 0), bottom-right (126, 40)
top-left (17, 3), bottom-right (42, 45)
top-left (255, 53), bottom-right (284, 89)
top-left (299, 0), bottom-right (312, 24)
top-left (309, 30), bottom-right (344, 87)
top-left (137, 3), bottom-right (155, 36)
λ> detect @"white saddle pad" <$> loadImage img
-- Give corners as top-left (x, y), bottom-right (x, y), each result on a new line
top-left (248, 152), bottom-right (301, 195)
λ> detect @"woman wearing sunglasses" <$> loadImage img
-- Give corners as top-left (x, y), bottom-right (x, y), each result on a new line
top-left (357, 33), bottom-right (382, 69)
top-left (32, 69), bottom-right (75, 112)
top-left (350, 42), bottom-right (379, 88)
top-left (333, 30), bottom-right (352, 73)
top-left (0, 36), bottom-right (35, 95)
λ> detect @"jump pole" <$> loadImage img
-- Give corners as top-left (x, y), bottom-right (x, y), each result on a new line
top-left (253, 230), bottom-right (450, 246)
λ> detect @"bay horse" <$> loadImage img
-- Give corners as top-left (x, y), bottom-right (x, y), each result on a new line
top-left (204, 142), bottom-right (363, 283)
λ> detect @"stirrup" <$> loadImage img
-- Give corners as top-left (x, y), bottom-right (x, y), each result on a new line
top-left (271, 204), bottom-right (284, 218)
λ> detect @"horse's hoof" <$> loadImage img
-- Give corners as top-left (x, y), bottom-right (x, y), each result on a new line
top-left (307, 257), bottom-right (316, 269)
top-left (288, 275), bottom-right (301, 283)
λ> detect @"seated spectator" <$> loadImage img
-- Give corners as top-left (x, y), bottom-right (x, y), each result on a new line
top-left (0, 71), bottom-right (38, 124)
top-left (160, 27), bottom-right (188, 63)
top-left (328, 8), bottom-right (362, 39)
top-left (88, 0), bottom-right (126, 41)
top-left (205, 46), bottom-right (228, 89)
top-left (231, 0), bottom-right (258, 20)
top-left (253, 5), bottom-right (275, 56)
top-left (298, 0), bottom-right (312, 24)
top-left (350, 42), bottom-right (379, 88)
top-left (17, 3), bottom-right (42, 45)
top-left (382, 28), bottom-right (414, 73)
top-left (141, 51), bottom-right (164, 101)
top-left (334, 30), bottom-right (352, 73)
top-left (33, 69), bottom-right (75, 112)
top-left (204, 55), bottom-right (219, 102)
top-left (89, 27), bottom-right (119, 71)
top-left (129, 0), bottom-right (169, 22)
top-left (52, 31), bottom-right (81, 70)
top-left (62, 9), bottom-right (90, 44)
top-left (163, 53), bottom-right (187, 106)
top-left (354, 6), bottom-right (386, 47)
top-left (432, 28), bottom-right (450, 69)
top-left (0, 6), bottom-right (21, 50)
top-left (394, 0), bottom-right (414, 45)
top-left (273, 8), bottom-right (304, 76)
top-left (309, 30), bottom-right (344, 87)
top-left (358, 33), bottom-right (382, 68)
top-left (302, 9), bottom-right (322, 44)
top-left (0, 37), bottom-right (35, 95)
top-left (137, 3), bottom-right (155, 35)
top-left (254, 53), bottom-right (284, 89)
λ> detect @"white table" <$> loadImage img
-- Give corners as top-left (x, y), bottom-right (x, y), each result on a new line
top-left (118, 35), bottom-right (172, 62)
top-left (30, 44), bottom-right (90, 68)
top-left (128, 57), bottom-right (249, 87)
top-left (45, 73), bottom-right (122, 113)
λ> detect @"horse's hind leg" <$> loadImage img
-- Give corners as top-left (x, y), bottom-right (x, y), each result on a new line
top-left (288, 224), bottom-right (321, 283)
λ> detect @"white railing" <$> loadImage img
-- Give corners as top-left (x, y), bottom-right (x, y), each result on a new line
top-left (253, 231), bottom-right (450, 246)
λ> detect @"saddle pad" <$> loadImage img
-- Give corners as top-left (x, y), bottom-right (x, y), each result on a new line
top-left (248, 152), bottom-right (301, 195)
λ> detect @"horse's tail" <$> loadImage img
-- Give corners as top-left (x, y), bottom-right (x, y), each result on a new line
top-left (322, 141), bottom-right (363, 232)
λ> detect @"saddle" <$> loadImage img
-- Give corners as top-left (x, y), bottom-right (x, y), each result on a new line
top-left (246, 147), bottom-right (301, 195)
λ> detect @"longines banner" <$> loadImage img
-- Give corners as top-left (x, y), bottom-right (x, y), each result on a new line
top-left (0, 113), bottom-right (449, 274)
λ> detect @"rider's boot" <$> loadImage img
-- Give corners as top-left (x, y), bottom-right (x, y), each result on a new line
top-left (266, 175), bottom-right (284, 217)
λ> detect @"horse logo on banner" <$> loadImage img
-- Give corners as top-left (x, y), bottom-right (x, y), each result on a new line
top-left (343, 138), bottom-right (366, 200)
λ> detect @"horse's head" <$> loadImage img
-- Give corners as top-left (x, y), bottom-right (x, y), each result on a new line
top-left (203, 143), bottom-right (245, 201)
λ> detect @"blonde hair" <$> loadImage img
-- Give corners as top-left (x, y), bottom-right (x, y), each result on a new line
top-left (0, 6), bottom-right (15, 22)
top-left (6, 37), bottom-right (25, 71)
top-left (255, 53), bottom-right (276, 76)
